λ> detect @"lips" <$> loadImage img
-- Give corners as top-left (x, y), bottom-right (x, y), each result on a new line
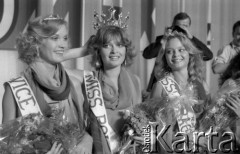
top-left (172, 58), bottom-right (183, 63)
top-left (109, 55), bottom-right (121, 61)
top-left (55, 50), bottom-right (64, 54)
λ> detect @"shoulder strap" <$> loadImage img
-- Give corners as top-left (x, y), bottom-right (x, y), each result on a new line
top-left (83, 71), bottom-right (120, 153)
top-left (7, 76), bottom-right (42, 116)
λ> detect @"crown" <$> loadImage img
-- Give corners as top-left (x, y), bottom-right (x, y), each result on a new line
top-left (93, 7), bottom-right (129, 30)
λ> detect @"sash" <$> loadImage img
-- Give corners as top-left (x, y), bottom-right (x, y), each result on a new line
top-left (159, 76), bottom-right (196, 133)
top-left (83, 71), bottom-right (119, 153)
top-left (8, 76), bottom-right (42, 116)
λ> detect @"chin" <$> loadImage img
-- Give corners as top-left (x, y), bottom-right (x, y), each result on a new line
top-left (172, 65), bottom-right (187, 71)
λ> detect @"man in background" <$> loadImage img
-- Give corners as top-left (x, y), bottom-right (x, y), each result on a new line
top-left (212, 20), bottom-right (240, 74)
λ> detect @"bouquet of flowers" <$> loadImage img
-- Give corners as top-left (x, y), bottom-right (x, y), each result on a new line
top-left (0, 110), bottom-right (85, 154)
top-left (119, 98), bottom-right (167, 154)
top-left (119, 83), bottom-right (202, 153)
top-left (120, 94), bottom-right (190, 154)
top-left (198, 79), bottom-right (240, 132)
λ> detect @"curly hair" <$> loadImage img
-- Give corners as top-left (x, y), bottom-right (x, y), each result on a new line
top-left (154, 31), bottom-right (203, 83)
top-left (87, 25), bottom-right (135, 69)
top-left (16, 15), bottom-right (67, 64)
top-left (219, 53), bottom-right (240, 86)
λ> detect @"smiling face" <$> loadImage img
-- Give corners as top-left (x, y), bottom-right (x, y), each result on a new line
top-left (39, 25), bottom-right (68, 64)
top-left (100, 37), bottom-right (126, 70)
top-left (165, 38), bottom-right (189, 71)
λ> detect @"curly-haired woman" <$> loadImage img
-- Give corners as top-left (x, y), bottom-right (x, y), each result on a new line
top-left (150, 31), bottom-right (209, 153)
top-left (2, 15), bottom-right (92, 154)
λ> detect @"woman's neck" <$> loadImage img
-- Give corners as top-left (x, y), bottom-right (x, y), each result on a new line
top-left (102, 66), bottom-right (121, 79)
top-left (31, 60), bottom-right (57, 75)
top-left (102, 66), bottom-right (121, 90)
top-left (172, 69), bottom-right (189, 87)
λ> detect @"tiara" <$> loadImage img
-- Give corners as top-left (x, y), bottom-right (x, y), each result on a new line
top-left (93, 7), bottom-right (129, 30)
top-left (43, 14), bottom-right (63, 22)
top-left (163, 27), bottom-right (187, 39)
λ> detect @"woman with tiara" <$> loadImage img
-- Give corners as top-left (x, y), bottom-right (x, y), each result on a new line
top-left (150, 30), bottom-right (209, 153)
top-left (2, 15), bottom-right (92, 154)
top-left (67, 8), bottom-right (142, 153)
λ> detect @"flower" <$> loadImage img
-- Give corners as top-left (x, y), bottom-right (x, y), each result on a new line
top-left (0, 113), bottom-right (84, 154)
top-left (198, 79), bottom-right (240, 132)
top-left (120, 83), bottom-right (202, 153)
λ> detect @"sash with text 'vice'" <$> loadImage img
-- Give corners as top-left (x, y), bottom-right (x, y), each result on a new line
top-left (84, 71), bottom-right (119, 153)
top-left (159, 76), bottom-right (196, 133)
top-left (8, 76), bottom-right (42, 116)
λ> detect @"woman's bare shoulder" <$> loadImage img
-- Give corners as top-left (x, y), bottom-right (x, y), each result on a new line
top-left (150, 81), bottom-right (164, 99)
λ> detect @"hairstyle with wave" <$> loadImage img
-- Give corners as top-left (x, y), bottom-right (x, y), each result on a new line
top-left (87, 25), bottom-right (135, 69)
top-left (154, 31), bottom-right (204, 83)
top-left (219, 53), bottom-right (240, 86)
top-left (16, 15), bottom-right (67, 64)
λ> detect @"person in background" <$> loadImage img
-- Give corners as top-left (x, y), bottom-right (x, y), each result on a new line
top-left (218, 52), bottom-right (240, 148)
top-left (2, 15), bottom-right (92, 154)
top-left (212, 20), bottom-right (240, 74)
top-left (143, 12), bottom-right (213, 93)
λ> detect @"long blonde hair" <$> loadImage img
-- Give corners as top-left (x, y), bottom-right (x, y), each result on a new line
top-left (154, 31), bottom-right (204, 82)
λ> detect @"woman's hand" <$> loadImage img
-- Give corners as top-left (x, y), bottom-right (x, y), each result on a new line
top-left (70, 133), bottom-right (93, 154)
top-left (226, 94), bottom-right (240, 118)
top-left (46, 142), bottom-right (63, 154)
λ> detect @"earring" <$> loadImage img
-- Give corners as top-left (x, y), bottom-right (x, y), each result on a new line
top-left (95, 52), bottom-right (102, 68)
top-left (36, 46), bottom-right (40, 57)
top-left (95, 59), bottom-right (101, 68)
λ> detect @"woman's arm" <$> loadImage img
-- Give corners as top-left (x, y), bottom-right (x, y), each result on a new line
top-left (212, 63), bottom-right (230, 74)
top-left (191, 36), bottom-right (213, 61)
top-left (142, 36), bottom-right (163, 59)
top-left (63, 46), bottom-right (89, 61)
top-left (2, 84), bottom-right (17, 123)
top-left (150, 82), bottom-right (163, 99)
top-left (63, 35), bottom-right (95, 61)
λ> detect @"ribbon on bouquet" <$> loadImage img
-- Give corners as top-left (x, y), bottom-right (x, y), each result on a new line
top-left (84, 71), bottom-right (120, 153)
top-left (159, 76), bottom-right (196, 133)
